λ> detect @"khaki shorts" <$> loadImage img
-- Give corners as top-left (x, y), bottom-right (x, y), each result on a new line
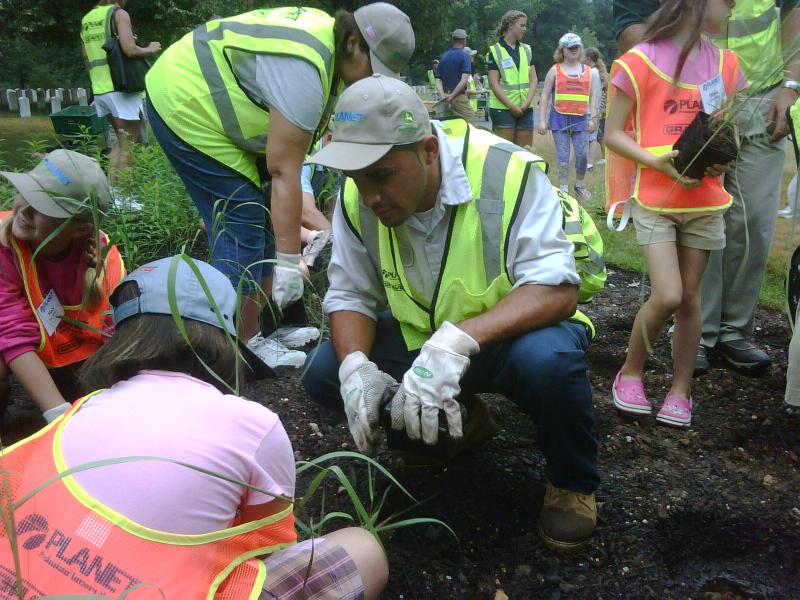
top-left (631, 202), bottom-right (726, 250)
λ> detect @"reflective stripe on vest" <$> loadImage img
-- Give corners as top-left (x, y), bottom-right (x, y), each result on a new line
top-left (488, 42), bottom-right (532, 109)
top-left (714, 0), bottom-right (782, 91)
top-left (146, 7), bottom-right (336, 185)
top-left (605, 48), bottom-right (740, 213)
top-left (0, 211), bottom-right (125, 367)
top-left (0, 393), bottom-right (297, 598)
top-left (341, 120), bottom-right (594, 349)
top-left (554, 64), bottom-right (591, 116)
top-left (80, 4), bottom-right (115, 96)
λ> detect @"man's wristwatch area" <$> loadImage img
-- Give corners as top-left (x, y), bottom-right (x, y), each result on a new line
top-left (783, 79), bottom-right (800, 95)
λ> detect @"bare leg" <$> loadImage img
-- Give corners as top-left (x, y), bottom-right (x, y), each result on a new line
top-left (493, 128), bottom-right (516, 143)
top-left (515, 128), bottom-right (534, 149)
top-left (240, 276), bottom-right (272, 341)
top-left (620, 242), bottom-right (683, 380)
top-left (670, 246), bottom-right (710, 398)
top-left (107, 116), bottom-right (141, 183)
top-left (325, 528), bottom-right (388, 600)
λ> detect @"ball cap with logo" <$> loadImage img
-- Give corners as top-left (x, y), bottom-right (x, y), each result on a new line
top-left (558, 32), bottom-right (583, 49)
top-left (308, 74), bottom-right (431, 171)
top-left (354, 2), bottom-right (415, 78)
top-left (0, 149), bottom-right (111, 218)
top-left (112, 255), bottom-right (275, 380)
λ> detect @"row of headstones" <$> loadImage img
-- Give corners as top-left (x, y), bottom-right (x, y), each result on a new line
top-left (2, 88), bottom-right (89, 118)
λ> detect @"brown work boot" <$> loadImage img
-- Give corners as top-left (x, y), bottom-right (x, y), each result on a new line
top-left (537, 483), bottom-right (596, 550)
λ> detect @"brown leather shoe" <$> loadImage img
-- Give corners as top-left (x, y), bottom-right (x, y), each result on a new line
top-left (537, 483), bottom-right (596, 550)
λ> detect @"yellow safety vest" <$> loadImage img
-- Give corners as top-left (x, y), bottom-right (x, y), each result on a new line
top-left (341, 119), bottom-right (595, 350)
top-left (468, 75), bottom-right (478, 111)
top-left (80, 4), bottom-right (116, 96)
top-left (791, 97), bottom-right (800, 163)
top-left (714, 0), bottom-right (783, 91)
top-left (427, 69), bottom-right (437, 89)
top-left (487, 42), bottom-right (532, 109)
top-left (146, 7), bottom-right (336, 185)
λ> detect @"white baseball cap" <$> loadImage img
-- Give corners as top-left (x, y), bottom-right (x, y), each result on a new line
top-left (354, 3), bottom-right (415, 78)
top-left (559, 32), bottom-right (583, 49)
top-left (308, 74), bottom-right (431, 171)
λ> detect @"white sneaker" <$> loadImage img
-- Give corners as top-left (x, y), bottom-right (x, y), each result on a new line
top-left (777, 206), bottom-right (795, 219)
top-left (586, 163), bottom-right (594, 171)
top-left (573, 183), bottom-right (592, 202)
top-left (559, 184), bottom-right (569, 193)
top-left (594, 158), bottom-right (606, 167)
top-left (302, 230), bottom-right (332, 268)
top-left (268, 326), bottom-right (320, 349)
top-left (246, 334), bottom-right (307, 369)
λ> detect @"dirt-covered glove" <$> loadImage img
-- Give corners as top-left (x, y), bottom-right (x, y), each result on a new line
top-left (339, 351), bottom-right (398, 454)
top-left (390, 321), bottom-right (479, 445)
top-left (272, 252), bottom-right (304, 310)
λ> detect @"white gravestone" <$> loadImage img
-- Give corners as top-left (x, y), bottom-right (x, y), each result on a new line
top-left (77, 88), bottom-right (88, 106)
top-left (18, 96), bottom-right (31, 118)
top-left (6, 90), bottom-right (18, 112)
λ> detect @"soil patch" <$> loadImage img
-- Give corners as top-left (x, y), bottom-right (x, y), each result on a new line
top-left (3, 268), bottom-right (799, 598)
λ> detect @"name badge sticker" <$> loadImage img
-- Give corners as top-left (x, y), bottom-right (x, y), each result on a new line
top-left (700, 74), bottom-right (726, 114)
top-left (37, 289), bottom-right (65, 337)
top-left (501, 57), bottom-right (515, 70)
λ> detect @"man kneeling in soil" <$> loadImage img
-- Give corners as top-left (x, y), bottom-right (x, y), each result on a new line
top-left (302, 75), bottom-right (600, 550)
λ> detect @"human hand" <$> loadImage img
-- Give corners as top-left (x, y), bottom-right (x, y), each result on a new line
top-left (510, 105), bottom-right (524, 119)
top-left (767, 88), bottom-right (798, 143)
top-left (390, 321), bottom-right (479, 445)
top-left (537, 123), bottom-right (547, 135)
top-left (654, 150), bottom-right (702, 190)
top-left (339, 351), bottom-right (398, 454)
top-left (272, 252), bottom-right (304, 310)
top-left (587, 119), bottom-right (597, 134)
top-left (704, 163), bottom-right (731, 178)
top-left (147, 41), bottom-right (162, 53)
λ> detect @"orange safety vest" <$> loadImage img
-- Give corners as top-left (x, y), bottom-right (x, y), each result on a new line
top-left (0, 210), bottom-right (125, 368)
top-left (554, 64), bottom-right (591, 116)
top-left (605, 47), bottom-right (740, 214)
top-left (0, 394), bottom-right (298, 599)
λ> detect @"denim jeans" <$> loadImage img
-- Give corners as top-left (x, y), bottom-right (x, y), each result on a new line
top-left (552, 128), bottom-right (589, 186)
top-left (302, 312), bottom-right (600, 494)
top-left (146, 99), bottom-right (274, 293)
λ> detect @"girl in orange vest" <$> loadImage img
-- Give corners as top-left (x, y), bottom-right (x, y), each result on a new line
top-left (0, 149), bottom-right (124, 424)
top-left (605, 0), bottom-right (744, 428)
top-left (1, 255), bottom-right (387, 599)
top-left (537, 32), bottom-right (596, 202)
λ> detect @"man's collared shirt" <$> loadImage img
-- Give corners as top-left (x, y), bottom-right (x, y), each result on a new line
top-left (323, 122), bottom-right (580, 320)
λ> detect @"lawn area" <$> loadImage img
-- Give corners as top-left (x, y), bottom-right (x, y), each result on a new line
top-left (0, 112), bottom-right (59, 169)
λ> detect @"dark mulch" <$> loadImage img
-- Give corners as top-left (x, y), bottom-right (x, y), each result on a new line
top-left (3, 268), bottom-right (799, 598)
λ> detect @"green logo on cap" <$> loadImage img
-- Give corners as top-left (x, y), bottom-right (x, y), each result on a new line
top-left (402, 111), bottom-right (415, 124)
top-left (398, 110), bottom-right (418, 133)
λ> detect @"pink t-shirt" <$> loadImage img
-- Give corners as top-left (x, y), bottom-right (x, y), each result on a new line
top-left (612, 38), bottom-right (748, 98)
top-left (61, 371), bottom-right (296, 534)
top-left (0, 236), bottom-right (90, 364)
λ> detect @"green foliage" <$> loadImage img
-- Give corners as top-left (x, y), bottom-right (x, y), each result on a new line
top-left (107, 143), bottom-right (203, 270)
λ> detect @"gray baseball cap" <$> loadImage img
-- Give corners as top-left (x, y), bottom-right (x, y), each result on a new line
top-left (354, 2), bottom-right (415, 78)
top-left (112, 256), bottom-right (274, 379)
top-left (451, 28), bottom-right (468, 40)
top-left (0, 149), bottom-right (110, 218)
top-left (308, 74), bottom-right (431, 171)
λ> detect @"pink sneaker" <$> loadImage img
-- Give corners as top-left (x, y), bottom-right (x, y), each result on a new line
top-left (656, 394), bottom-right (693, 428)
top-left (611, 371), bottom-right (651, 415)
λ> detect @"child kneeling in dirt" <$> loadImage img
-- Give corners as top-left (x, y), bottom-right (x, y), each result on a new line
top-left (605, 0), bottom-right (746, 428)
top-left (0, 255), bottom-right (386, 599)
top-left (0, 149), bottom-right (124, 423)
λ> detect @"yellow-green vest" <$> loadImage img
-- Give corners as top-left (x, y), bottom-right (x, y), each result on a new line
top-left (714, 0), bottom-right (782, 91)
top-left (341, 119), bottom-right (596, 350)
top-left (146, 7), bottom-right (336, 185)
top-left (487, 42), bottom-right (532, 109)
top-left (80, 4), bottom-right (116, 96)
top-left (468, 75), bottom-right (479, 111)
top-left (790, 97), bottom-right (800, 164)
top-left (427, 69), bottom-right (437, 89)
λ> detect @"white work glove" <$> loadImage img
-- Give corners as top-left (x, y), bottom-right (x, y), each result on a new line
top-left (390, 321), bottom-right (479, 445)
top-left (339, 351), bottom-right (398, 454)
top-left (272, 252), bottom-right (304, 310)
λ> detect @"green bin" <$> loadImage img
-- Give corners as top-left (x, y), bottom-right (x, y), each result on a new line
top-left (50, 105), bottom-right (108, 137)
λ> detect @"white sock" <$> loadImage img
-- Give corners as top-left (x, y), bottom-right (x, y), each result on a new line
top-left (43, 402), bottom-right (71, 423)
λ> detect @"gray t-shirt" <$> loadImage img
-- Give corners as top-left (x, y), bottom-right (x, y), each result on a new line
top-left (248, 54), bottom-right (325, 132)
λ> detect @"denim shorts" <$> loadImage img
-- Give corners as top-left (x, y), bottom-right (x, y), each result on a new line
top-left (490, 107), bottom-right (534, 130)
top-left (146, 99), bottom-right (274, 293)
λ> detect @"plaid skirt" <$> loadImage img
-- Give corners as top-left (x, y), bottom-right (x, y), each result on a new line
top-left (259, 537), bottom-right (364, 600)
